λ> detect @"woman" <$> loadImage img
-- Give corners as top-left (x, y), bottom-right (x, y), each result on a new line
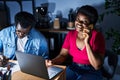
top-left (46, 5), bottom-right (105, 80)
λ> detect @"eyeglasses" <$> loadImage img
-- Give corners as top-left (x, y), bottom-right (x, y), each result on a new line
top-left (16, 30), bottom-right (29, 36)
top-left (75, 18), bottom-right (90, 27)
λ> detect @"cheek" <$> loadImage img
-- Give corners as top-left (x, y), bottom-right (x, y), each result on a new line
top-left (75, 21), bottom-right (82, 28)
top-left (75, 27), bottom-right (79, 31)
top-left (75, 24), bottom-right (83, 32)
top-left (16, 32), bottom-right (23, 38)
top-left (16, 32), bottom-right (20, 38)
top-left (75, 21), bottom-right (78, 27)
top-left (16, 32), bottom-right (19, 36)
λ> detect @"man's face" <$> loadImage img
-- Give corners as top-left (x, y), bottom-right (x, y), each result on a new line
top-left (16, 23), bottom-right (31, 39)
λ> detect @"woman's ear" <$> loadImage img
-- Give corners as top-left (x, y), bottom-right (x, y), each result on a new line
top-left (89, 24), bottom-right (93, 30)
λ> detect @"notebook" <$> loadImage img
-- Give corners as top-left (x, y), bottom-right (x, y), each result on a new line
top-left (15, 51), bottom-right (63, 80)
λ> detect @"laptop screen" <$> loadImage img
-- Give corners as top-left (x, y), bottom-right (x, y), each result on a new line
top-left (15, 51), bottom-right (63, 79)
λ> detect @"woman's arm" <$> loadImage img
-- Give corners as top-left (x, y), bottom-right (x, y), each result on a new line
top-left (83, 29), bottom-right (105, 70)
top-left (85, 43), bottom-right (104, 70)
top-left (52, 48), bottom-right (69, 65)
top-left (45, 48), bottom-right (68, 67)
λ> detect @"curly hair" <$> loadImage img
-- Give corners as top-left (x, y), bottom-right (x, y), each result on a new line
top-left (15, 11), bottom-right (36, 28)
top-left (76, 5), bottom-right (98, 25)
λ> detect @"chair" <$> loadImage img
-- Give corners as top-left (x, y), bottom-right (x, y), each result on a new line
top-left (102, 51), bottom-right (118, 80)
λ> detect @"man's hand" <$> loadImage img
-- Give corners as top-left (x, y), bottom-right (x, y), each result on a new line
top-left (0, 55), bottom-right (9, 67)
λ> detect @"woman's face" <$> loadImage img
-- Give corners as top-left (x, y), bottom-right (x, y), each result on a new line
top-left (75, 13), bottom-right (90, 32)
top-left (16, 23), bottom-right (31, 39)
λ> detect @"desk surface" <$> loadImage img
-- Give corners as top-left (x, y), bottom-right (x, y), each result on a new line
top-left (36, 27), bottom-right (76, 33)
top-left (10, 60), bottom-right (66, 80)
top-left (38, 28), bottom-right (69, 33)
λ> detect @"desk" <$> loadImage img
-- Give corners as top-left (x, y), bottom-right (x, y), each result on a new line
top-left (10, 60), bottom-right (66, 80)
top-left (38, 28), bottom-right (69, 34)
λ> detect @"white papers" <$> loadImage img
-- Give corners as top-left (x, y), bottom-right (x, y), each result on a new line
top-left (8, 61), bottom-right (20, 74)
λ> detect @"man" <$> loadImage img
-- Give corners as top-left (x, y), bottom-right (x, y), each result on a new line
top-left (0, 11), bottom-right (49, 60)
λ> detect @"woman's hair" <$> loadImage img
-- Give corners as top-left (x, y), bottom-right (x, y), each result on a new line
top-left (76, 5), bottom-right (98, 25)
top-left (15, 11), bottom-right (36, 28)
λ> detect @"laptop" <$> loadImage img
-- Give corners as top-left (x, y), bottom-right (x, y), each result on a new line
top-left (15, 51), bottom-right (63, 80)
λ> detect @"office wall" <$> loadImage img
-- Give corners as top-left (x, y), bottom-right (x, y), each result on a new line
top-left (0, 0), bottom-right (105, 24)
top-left (0, 3), bottom-right (10, 29)
top-left (0, 0), bottom-right (120, 50)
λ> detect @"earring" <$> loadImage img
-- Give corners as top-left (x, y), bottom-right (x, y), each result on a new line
top-left (89, 24), bottom-right (93, 30)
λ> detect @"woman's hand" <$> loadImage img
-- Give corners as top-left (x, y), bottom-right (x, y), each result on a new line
top-left (82, 24), bottom-right (93, 44)
top-left (82, 28), bottom-right (90, 43)
top-left (45, 59), bottom-right (53, 67)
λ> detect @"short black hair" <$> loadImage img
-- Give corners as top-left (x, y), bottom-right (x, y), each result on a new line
top-left (77, 5), bottom-right (98, 25)
top-left (15, 11), bottom-right (36, 28)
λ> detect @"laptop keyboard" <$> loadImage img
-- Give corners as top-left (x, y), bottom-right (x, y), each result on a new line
top-left (48, 66), bottom-right (63, 79)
